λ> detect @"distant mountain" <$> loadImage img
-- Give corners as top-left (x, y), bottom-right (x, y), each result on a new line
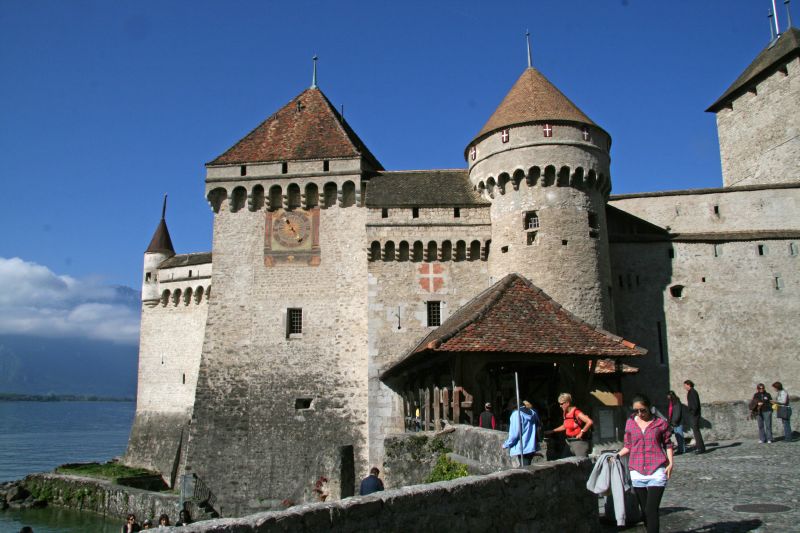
top-left (0, 334), bottom-right (138, 397)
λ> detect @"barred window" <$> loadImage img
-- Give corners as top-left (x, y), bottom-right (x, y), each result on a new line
top-left (427, 301), bottom-right (441, 328)
top-left (287, 308), bottom-right (303, 336)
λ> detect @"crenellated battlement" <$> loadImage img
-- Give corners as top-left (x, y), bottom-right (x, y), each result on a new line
top-left (475, 163), bottom-right (610, 199)
top-left (206, 178), bottom-right (363, 214)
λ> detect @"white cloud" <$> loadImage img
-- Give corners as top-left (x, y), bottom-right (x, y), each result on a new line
top-left (0, 257), bottom-right (140, 344)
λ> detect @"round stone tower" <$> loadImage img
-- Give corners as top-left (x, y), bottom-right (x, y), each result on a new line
top-left (142, 197), bottom-right (175, 304)
top-left (466, 67), bottom-right (614, 330)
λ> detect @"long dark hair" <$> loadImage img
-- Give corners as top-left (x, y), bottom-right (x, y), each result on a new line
top-left (667, 390), bottom-right (679, 402)
top-left (631, 394), bottom-right (652, 409)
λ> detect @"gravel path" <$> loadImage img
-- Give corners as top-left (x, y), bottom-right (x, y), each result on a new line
top-left (598, 436), bottom-right (799, 532)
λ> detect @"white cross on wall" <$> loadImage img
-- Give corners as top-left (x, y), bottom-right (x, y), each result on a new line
top-left (470, 146), bottom-right (476, 160)
top-left (582, 127), bottom-right (590, 141)
top-left (501, 129), bottom-right (509, 143)
top-left (543, 124), bottom-right (552, 137)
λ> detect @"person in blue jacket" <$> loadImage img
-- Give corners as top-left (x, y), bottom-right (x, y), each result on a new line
top-left (502, 400), bottom-right (541, 465)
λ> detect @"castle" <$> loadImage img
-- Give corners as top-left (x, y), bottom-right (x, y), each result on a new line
top-left (125, 28), bottom-right (799, 516)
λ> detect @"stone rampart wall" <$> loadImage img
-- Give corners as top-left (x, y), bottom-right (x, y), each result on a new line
top-left (176, 458), bottom-right (598, 533)
top-left (22, 473), bottom-right (180, 521)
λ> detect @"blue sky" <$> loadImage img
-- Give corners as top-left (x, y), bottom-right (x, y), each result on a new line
top-left (0, 0), bottom-right (796, 340)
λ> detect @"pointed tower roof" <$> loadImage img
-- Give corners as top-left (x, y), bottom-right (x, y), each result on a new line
top-left (207, 87), bottom-right (382, 170)
top-left (471, 67), bottom-right (597, 143)
top-left (707, 27), bottom-right (800, 112)
top-left (145, 219), bottom-right (175, 255)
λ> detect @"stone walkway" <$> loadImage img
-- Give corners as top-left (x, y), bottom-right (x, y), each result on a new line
top-left (598, 436), bottom-right (799, 532)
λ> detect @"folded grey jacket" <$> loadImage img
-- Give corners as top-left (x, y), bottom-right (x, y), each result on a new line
top-left (586, 452), bottom-right (630, 526)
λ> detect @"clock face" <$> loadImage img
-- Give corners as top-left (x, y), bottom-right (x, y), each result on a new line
top-left (272, 210), bottom-right (311, 249)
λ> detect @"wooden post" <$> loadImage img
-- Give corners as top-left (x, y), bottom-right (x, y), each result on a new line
top-left (453, 387), bottom-right (461, 424)
top-left (442, 387), bottom-right (450, 423)
top-left (433, 387), bottom-right (441, 431)
top-left (424, 388), bottom-right (431, 431)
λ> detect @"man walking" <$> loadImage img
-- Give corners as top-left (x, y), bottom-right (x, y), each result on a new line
top-left (684, 380), bottom-right (705, 454)
top-left (359, 467), bottom-right (384, 496)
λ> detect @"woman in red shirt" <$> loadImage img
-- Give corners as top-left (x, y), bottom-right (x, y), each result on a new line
top-left (618, 394), bottom-right (674, 533)
top-left (546, 392), bottom-right (594, 457)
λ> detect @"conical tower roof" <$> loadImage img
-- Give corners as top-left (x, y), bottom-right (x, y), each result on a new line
top-left (145, 218), bottom-right (175, 255)
top-left (471, 67), bottom-right (597, 144)
top-left (207, 87), bottom-right (382, 170)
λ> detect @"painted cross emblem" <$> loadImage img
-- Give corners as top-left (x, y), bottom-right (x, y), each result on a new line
top-left (543, 124), bottom-right (553, 137)
top-left (469, 146), bottom-right (477, 161)
top-left (418, 263), bottom-right (445, 292)
top-left (582, 126), bottom-right (590, 141)
top-left (500, 129), bottom-right (510, 143)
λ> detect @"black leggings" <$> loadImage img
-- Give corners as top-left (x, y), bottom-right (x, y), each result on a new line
top-left (634, 486), bottom-right (665, 533)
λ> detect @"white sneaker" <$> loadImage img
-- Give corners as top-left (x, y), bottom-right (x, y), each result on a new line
top-left (767, 440), bottom-right (773, 443)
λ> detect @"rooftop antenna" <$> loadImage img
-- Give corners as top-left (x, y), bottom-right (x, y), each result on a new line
top-left (772, 0), bottom-right (782, 34)
top-left (161, 194), bottom-right (168, 220)
top-left (786, 0), bottom-right (794, 29)
top-left (311, 55), bottom-right (318, 88)
top-left (769, 8), bottom-right (776, 41)
top-left (525, 30), bottom-right (532, 68)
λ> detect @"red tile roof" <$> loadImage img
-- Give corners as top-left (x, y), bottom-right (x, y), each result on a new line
top-left (470, 67), bottom-right (598, 145)
top-left (207, 87), bottom-right (382, 169)
top-left (382, 274), bottom-right (644, 380)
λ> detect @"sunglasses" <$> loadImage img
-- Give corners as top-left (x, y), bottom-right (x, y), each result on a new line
top-left (633, 408), bottom-right (649, 413)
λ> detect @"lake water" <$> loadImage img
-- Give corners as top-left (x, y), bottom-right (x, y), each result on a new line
top-left (0, 401), bottom-right (135, 532)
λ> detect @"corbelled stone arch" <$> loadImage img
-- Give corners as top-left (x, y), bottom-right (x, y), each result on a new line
top-left (455, 240), bottom-right (467, 261)
top-left (194, 285), bottom-right (205, 304)
top-left (557, 166), bottom-right (571, 187)
top-left (161, 290), bottom-right (170, 307)
top-left (426, 241), bottom-right (438, 262)
top-left (585, 169), bottom-right (597, 189)
top-left (369, 241), bottom-right (381, 262)
top-left (205, 286), bottom-right (211, 301)
top-left (230, 186), bottom-right (247, 212)
top-left (268, 185), bottom-right (283, 211)
top-left (441, 240), bottom-right (452, 261)
top-left (183, 287), bottom-right (193, 306)
top-left (477, 181), bottom-right (487, 199)
top-left (571, 167), bottom-right (585, 188)
top-left (512, 169), bottom-right (525, 191)
top-left (526, 166), bottom-right (541, 187)
top-left (207, 188), bottom-right (228, 214)
top-left (543, 165), bottom-right (556, 187)
top-left (287, 183), bottom-right (301, 210)
top-left (469, 240), bottom-right (481, 261)
top-left (412, 241), bottom-right (424, 262)
top-left (172, 289), bottom-right (181, 306)
top-left (398, 241), bottom-right (410, 262)
top-left (384, 241), bottom-right (396, 261)
top-left (486, 177), bottom-right (497, 199)
top-left (497, 173), bottom-right (511, 195)
top-left (250, 184), bottom-right (265, 211)
top-left (323, 182), bottom-right (337, 208)
top-left (341, 181), bottom-right (356, 208)
top-left (305, 183), bottom-right (319, 209)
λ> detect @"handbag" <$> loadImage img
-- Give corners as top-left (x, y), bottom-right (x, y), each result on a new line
top-left (777, 405), bottom-right (791, 420)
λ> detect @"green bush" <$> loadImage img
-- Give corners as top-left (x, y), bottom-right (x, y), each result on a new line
top-left (425, 454), bottom-right (469, 483)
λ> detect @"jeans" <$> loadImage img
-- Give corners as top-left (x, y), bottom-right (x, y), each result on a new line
top-left (756, 410), bottom-right (773, 442)
top-left (673, 425), bottom-right (686, 454)
top-left (780, 414), bottom-right (792, 441)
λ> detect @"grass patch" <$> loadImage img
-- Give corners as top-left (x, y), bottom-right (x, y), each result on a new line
top-left (55, 462), bottom-right (155, 481)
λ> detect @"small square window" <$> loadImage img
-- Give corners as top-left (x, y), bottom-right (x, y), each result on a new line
top-left (454, 207), bottom-right (461, 218)
top-left (527, 232), bottom-right (537, 245)
top-left (295, 398), bottom-right (313, 409)
top-left (188, 270), bottom-right (192, 278)
top-left (668, 248), bottom-right (675, 259)
top-left (381, 208), bottom-right (388, 218)
top-left (789, 242), bottom-right (798, 256)
top-left (281, 162), bottom-right (288, 174)
top-left (501, 246), bottom-right (509, 253)
top-left (774, 276), bottom-right (783, 290)
top-left (240, 165), bottom-right (247, 176)
top-left (757, 244), bottom-right (766, 256)
top-left (524, 211), bottom-right (539, 230)
top-left (561, 240), bottom-right (568, 246)
top-left (145, 272), bottom-right (152, 282)
top-left (713, 205), bottom-right (720, 217)
top-left (713, 244), bottom-right (723, 257)
top-left (323, 160), bottom-right (330, 172)
top-left (287, 308), bottom-right (302, 336)
top-left (427, 301), bottom-right (441, 327)
top-left (412, 207), bottom-right (419, 218)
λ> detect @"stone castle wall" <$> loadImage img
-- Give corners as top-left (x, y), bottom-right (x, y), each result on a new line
top-left (125, 271), bottom-right (209, 485)
top-left (366, 205), bottom-right (492, 467)
top-left (185, 170), bottom-right (370, 517)
top-left (716, 56), bottom-right (800, 187)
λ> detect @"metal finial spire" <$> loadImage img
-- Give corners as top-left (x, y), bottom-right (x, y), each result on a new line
top-left (773, 0), bottom-right (782, 34)
top-left (786, 0), bottom-right (794, 29)
top-left (769, 9), bottom-right (776, 40)
top-left (161, 194), bottom-right (167, 220)
top-left (311, 55), bottom-right (318, 88)
top-left (525, 30), bottom-right (532, 68)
